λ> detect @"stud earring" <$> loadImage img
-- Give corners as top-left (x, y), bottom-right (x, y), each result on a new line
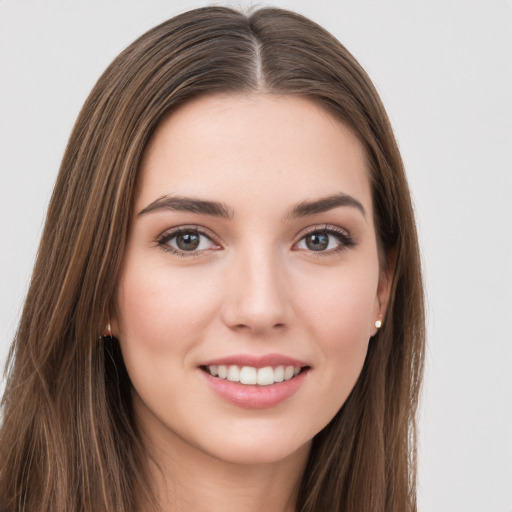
top-left (374, 319), bottom-right (382, 329)
top-left (104, 323), bottom-right (113, 339)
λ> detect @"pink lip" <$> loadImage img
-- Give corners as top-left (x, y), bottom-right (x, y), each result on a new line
top-left (200, 353), bottom-right (308, 368)
top-left (199, 368), bottom-right (309, 410)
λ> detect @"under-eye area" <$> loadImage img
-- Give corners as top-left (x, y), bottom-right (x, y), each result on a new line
top-left (200, 365), bottom-right (311, 386)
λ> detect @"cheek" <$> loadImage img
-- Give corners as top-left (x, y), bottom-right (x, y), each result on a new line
top-left (294, 261), bottom-right (378, 397)
top-left (115, 259), bottom-right (221, 353)
top-left (298, 264), bottom-right (378, 344)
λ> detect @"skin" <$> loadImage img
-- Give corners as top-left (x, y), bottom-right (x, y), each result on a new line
top-left (112, 94), bottom-right (391, 512)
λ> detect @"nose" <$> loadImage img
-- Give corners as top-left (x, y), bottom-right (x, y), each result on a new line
top-left (221, 246), bottom-right (292, 336)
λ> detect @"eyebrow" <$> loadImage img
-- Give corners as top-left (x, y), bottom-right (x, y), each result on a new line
top-left (138, 195), bottom-right (233, 218)
top-left (138, 192), bottom-right (365, 219)
top-left (288, 193), bottom-right (366, 219)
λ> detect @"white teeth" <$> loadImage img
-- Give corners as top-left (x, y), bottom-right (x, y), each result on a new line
top-left (206, 364), bottom-right (303, 385)
top-left (227, 365), bottom-right (240, 382)
top-left (239, 366), bottom-right (257, 385)
top-left (284, 366), bottom-right (295, 380)
top-left (274, 365), bottom-right (284, 382)
top-left (257, 366), bottom-right (275, 386)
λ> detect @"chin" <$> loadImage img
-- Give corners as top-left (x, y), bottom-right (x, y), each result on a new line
top-left (207, 437), bottom-right (312, 467)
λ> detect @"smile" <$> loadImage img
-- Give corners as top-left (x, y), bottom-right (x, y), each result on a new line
top-left (203, 364), bottom-right (304, 386)
top-left (199, 356), bottom-right (310, 408)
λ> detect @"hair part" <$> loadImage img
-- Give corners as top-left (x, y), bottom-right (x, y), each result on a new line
top-left (0, 6), bottom-right (424, 511)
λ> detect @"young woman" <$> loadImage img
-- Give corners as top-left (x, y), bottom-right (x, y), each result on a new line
top-left (0, 6), bottom-right (425, 512)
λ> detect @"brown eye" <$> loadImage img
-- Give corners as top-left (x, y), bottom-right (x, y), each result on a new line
top-left (305, 233), bottom-right (329, 251)
top-left (175, 231), bottom-right (201, 251)
top-left (159, 228), bottom-right (219, 255)
top-left (296, 227), bottom-right (354, 254)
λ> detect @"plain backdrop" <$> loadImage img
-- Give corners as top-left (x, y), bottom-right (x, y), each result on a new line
top-left (1, 1), bottom-right (511, 511)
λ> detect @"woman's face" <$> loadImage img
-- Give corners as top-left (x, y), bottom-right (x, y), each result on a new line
top-left (113, 94), bottom-right (390, 466)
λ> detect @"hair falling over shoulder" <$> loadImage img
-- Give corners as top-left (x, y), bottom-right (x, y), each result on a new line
top-left (0, 6), bottom-right (425, 511)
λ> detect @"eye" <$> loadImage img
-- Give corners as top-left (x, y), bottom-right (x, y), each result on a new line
top-left (157, 227), bottom-right (219, 256)
top-left (295, 226), bottom-right (354, 254)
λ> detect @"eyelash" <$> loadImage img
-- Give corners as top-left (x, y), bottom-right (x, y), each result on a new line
top-left (294, 224), bottom-right (355, 256)
top-left (156, 224), bottom-right (355, 258)
top-left (156, 226), bottom-right (220, 257)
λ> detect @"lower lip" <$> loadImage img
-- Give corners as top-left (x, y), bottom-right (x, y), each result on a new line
top-left (200, 369), bottom-right (308, 409)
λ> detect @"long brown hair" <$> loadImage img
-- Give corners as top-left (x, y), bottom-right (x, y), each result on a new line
top-left (0, 6), bottom-right (424, 511)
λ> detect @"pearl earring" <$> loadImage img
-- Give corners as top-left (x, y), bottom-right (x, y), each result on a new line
top-left (374, 319), bottom-right (382, 329)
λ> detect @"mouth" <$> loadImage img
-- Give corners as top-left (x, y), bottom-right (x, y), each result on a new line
top-left (200, 364), bottom-right (309, 386)
top-left (199, 356), bottom-right (310, 408)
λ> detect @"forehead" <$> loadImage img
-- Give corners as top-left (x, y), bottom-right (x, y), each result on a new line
top-left (136, 94), bottom-right (372, 218)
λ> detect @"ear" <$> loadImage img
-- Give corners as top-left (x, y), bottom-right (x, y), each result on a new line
top-left (372, 247), bottom-right (397, 336)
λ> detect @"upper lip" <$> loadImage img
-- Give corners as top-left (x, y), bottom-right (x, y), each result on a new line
top-left (199, 353), bottom-right (309, 368)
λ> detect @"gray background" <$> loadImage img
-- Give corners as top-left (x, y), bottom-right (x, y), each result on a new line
top-left (1, 1), bottom-right (511, 510)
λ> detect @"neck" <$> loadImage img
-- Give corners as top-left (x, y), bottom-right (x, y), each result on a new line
top-left (138, 421), bottom-right (310, 512)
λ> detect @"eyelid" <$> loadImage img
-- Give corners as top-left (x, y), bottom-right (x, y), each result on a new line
top-left (156, 225), bottom-right (222, 257)
top-left (298, 224), bottom-right (351, 239)
top-left (292, 224), bottom-right (355, 253)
